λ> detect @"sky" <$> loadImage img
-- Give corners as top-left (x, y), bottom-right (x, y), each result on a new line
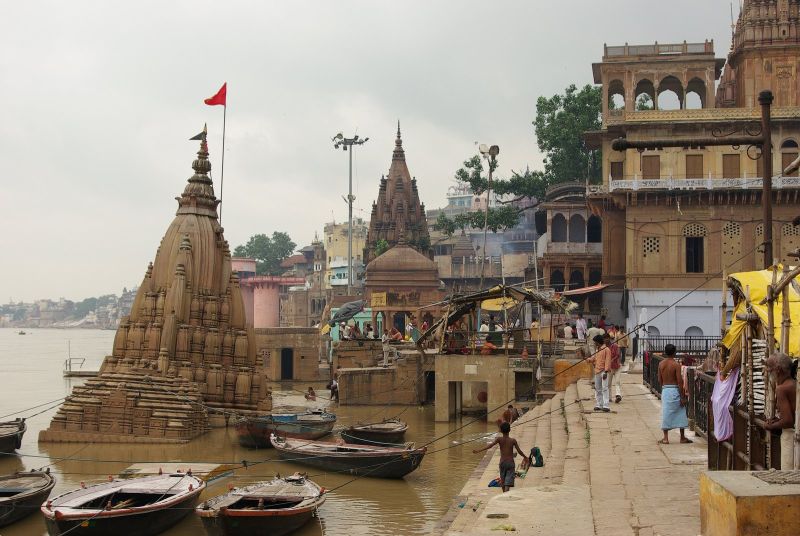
top-left (0, 0), bottom-right (737, 302)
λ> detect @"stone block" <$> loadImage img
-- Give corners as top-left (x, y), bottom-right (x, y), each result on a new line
top-left (700, 471), bottom-right (800, 536)
top-left (554, 359), bottom-right (593, 391)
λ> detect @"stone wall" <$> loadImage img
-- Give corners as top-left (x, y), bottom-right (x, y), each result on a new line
top-left (332, 339), bottom-right (385, 370)
top-left (434, 354), bottom-right (515, 422)
top-left (338, 353), bottom-right (421, 405)
top-left (256, 327), bottom-right (322, 382)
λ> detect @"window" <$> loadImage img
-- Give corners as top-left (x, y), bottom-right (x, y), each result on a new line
top-left (610, 161), bottom-right (624, 180)
top-left (643, 236), bottom-right (660, 256)
top-left (686, 155), bottom-right (703, 179)
top-left (684, 223), bottom-right (707, 273)
top-left (642, 155), bottom-right (660, 180)
top-left (782, 151), bottom-right (799, 177)
top-left (722, 154), bottom-right (740, 178)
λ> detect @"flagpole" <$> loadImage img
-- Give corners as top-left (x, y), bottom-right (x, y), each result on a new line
top-left (219, 104), bottom-right (227, 225)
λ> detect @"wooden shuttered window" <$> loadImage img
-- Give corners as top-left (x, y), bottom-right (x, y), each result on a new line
top-left (641, 155), bottom-right (660, 180)
top-left (686, 155), bottom-right (703, 179)
top-left (722, 154), bottom-right (741, 178)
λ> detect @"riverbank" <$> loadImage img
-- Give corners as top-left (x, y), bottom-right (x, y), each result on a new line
top-left (440, 370), bottom-right (707, 535)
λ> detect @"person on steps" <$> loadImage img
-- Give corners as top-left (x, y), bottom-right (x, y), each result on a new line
top-left (658, 344), bottom-right (692, 444)
top-left (604, 332), bottom-right (623, 403)
top-left (473, 421), bottom-right (530, 493)
top-left (763, 352), bottom-right (796, 469)
top-left (588, 334), bottom-right (611, 412)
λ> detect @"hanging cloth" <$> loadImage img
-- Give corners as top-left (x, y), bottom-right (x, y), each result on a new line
top-left (711, 367), bottom-right (740, 442)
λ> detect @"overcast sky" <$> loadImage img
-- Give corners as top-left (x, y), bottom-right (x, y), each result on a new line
top-left (1, 0), bottom-right (736, 302)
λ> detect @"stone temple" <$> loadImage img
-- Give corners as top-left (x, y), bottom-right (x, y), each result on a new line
top-left (40, 134), bottom-right (272, 443)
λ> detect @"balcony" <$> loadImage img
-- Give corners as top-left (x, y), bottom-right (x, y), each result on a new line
top-left (604, 41), bottom-right (714, 59)
top-left (588, 175), bottom-right (800, 194)
top-left (545, 242), bottom-right (603, 255)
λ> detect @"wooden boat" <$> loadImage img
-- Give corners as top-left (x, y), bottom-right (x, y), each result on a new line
top-left (41, 472), bottom-right (205, 536)
top-left (0, 470), bottom-right (56, 527)
top-left (340, 418), bottom-right (408, 446)
top-left (196, 473), bottom-right (324, 536)
top-left (270, 434), bottom-right (426, 479)
top-left (0, 419), bottom-right (26, 454)
top-left (235, 410), bottom-right (336, 448)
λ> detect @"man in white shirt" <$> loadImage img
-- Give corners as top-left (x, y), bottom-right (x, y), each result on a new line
top-left (563, 324), bottom-right (574, 339)
top-left (575, 313), bottom-right (587, 340)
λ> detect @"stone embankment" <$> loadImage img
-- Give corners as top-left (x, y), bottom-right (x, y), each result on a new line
top-left (438, 371), bottom-right (707, 535)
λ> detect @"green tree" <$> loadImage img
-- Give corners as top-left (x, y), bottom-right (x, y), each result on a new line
top-left (233, 232), bottom-right (297, 275)
top-left (374, 239), bottom-right (389, 256)
top-left (534, 83), bottom-right (602, 184)
top-left (635, 93), bottom-right (654, 110)
top-left (74, 297), bottom-right (98, 318)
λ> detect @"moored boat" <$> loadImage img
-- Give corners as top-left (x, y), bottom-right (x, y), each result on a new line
top-left (0, 419), bottom-right (26, 455)
top-left (270, 434), bottom-right (426, 479)
top-left (235, 410), bottom-right (336, 448)
top-left (196, 473), bottom-right (324, 536)
top-left (41, 472), bottom-right (205, 536)
top-left (340, 418), bottom-right (408, 446)
top-left (0, 470), bottom-right (56, 527)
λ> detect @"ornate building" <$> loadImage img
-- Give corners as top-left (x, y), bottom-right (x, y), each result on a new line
top-left (586, 1), bottom-right (800, 337)
top-left (364, 124), bottom-right (431, 263)
top-left (40, 134), bottom-right (273, 443)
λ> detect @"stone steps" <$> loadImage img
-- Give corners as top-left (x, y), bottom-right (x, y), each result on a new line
top-left (562, 382), bottom-right (590, 486)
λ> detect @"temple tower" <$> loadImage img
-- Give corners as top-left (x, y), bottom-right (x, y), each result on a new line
top-left (40, 132), bottom-right (271, 443)
top-left (364, 123), bottom-right (431, 263)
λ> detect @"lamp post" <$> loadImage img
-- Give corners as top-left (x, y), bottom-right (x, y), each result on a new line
top-left (333, 133), bottom-right (369, 295)
top-left (478, 144), bottom-right (499, 289)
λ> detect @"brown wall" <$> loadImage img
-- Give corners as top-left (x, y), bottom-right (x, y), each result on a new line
top-left (255, 327), bottom-right (321, 382)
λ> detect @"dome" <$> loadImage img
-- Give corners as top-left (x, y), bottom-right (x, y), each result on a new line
top-left (365, 242), bottom-right (440, 289)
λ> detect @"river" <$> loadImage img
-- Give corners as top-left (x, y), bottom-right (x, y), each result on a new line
top-left (0, 328), bottom-right (489, 535)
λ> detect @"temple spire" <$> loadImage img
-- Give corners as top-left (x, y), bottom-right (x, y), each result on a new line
top-left (393, 120), bottom-right (405, 161)
top-left (177, 125), bottom-right (218, 216)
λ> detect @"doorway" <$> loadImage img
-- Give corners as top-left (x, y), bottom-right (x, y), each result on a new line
top-left (280, 348), bottom-right (294, 380)
top-left (424, 371), bottom-right (435, 404)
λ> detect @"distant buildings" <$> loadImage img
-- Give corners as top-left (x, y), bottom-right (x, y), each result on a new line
top-left (0, 287), bottom-right (138, 329)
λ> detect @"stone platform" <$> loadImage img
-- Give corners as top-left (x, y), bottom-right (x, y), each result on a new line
top-left (439, 369), bottom-right (707, 535)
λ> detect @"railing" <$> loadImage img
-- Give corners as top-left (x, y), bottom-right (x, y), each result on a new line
top-left (643, 352), bottom-right (663, 395)
top-left (687, 368), bottom-right (714, 439)
top-left (545, 242), bottom-right (603, 255)
top-left (591, 176), bottom-right (800, 194)
top-left (604, 41), bottom-right (713, 58)
top-left (642, 336), bottom-right (721, 360)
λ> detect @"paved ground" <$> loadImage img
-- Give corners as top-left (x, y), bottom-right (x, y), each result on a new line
top-left (439, 367), bottom-right (707, 535)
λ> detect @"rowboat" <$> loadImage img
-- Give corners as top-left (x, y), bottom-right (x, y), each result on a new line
top-left (0, 470), bottom-right (56, 527)
top-left (235, 411), bottom-right (336, 448)
top-left (41, 472), bottom-right (205, 536)
top-left (340, 418), bottom-right (408, 446)
top-left (196, 473), bottom-right (324, 536)
top-left (270, 434), bottom-right (426, 479)
top-left (0, 419), bottom-right (26, 454)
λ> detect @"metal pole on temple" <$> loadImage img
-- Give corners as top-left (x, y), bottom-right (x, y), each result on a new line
top-left (759, 90), bottom-right (773, 269)
top-left (219, 103), bottom-right (227, 225)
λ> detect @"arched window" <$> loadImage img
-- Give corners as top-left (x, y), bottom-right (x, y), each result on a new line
top-left (634, 79), bottom-right (655, 110)
top-left (569, 214), bottom-right (586, 242)
top-left (646, 325), bottom-right (661, 337)
top-left (608, 79), bottom-right (625, 110)
top-left (550, 269), bottom-right (565, 292)
top-left (587, 215), bottom-right (602, 243)
top-left (781, 223), bottom-right (800, 263)
top-left (685, 77), bottom-right (706, 109)
top-left (782, 139), bottom-right (799, 177)
top-left (569, 270), bottom-right (585, 291)
top-left (552, 214), bottom-right (567, 242)
top-left (588, 269), bottom-right (602, 286)
top-left (722, 221), bottom-right (743, 272)
top-left (657, 75), bottom-right (684, 110)
top-left (685, 326), bottom-right (704, 337)
top-left (684, 223), bottom-right (707, 273)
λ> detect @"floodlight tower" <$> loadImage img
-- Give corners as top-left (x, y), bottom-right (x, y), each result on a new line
top-left (478, 144), bottom-right (499, 289)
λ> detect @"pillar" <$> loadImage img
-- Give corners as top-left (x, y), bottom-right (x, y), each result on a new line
top-left (253, 284), bottom-right (280, 328)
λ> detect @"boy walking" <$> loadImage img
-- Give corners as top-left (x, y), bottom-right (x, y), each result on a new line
top-left (473, 421), bottom-right (530, 492)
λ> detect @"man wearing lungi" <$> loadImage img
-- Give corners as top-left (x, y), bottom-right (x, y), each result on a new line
top-left (658, 344), bottom-right (692, 444)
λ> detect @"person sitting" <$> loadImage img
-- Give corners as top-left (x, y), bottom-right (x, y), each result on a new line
top-left (304, 387), bottom-right (316, 401)
top-left (764, 352), bottom-right (797, 469)
top-left (351, 322), bottom-right (362, 339)
top-left (389, 326), bottom-right (404, 341)
top-left (480, 337), bottom-right (498, 355)
top-left (563, 323), bottom-right (574, 339)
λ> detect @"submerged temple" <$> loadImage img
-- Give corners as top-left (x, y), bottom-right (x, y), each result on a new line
top-left (40, 134), bottom-right (272, 443)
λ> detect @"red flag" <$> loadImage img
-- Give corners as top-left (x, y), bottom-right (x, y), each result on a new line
top-left (204, 83), bottom-right (227, 106)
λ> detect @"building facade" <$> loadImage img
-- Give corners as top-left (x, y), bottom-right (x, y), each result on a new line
top-left (586, 1), bottom-right (800, 336)
top-left (323, 218), bottom-right (367, 291)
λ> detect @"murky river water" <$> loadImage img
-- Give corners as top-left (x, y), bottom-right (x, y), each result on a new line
top-left (0, 328), bottom-right (488, 535)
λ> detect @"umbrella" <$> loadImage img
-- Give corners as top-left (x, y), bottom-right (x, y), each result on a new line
top-left (328, 300), bottom-right (366, 327)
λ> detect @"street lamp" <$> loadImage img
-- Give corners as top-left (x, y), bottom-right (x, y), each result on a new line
top-left (332, 133), bottom-right (369, 295)
top-left (478, 144), bottom-right (499, 289)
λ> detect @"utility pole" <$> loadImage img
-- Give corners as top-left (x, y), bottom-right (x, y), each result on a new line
top-left (333, 133), bottom-right (369, 295)
top-left (759, 90), bottom-right (773, 268)
top-left (478, 144), bottom-right (500, 289)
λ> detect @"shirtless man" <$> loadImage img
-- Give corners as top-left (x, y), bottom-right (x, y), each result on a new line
top-left (658, 344), bottom-right (691, 444)
top-left (473, 421), bottom-right (530, 492)
top-left (764, 352), bottom-right (797, 469)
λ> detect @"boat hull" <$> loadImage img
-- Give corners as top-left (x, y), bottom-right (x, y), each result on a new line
top-left (340, 429), bottom-right (406, 446)
top-left (272, 438), bottom-right (425, 479)
top-left (235, 414), bottom-right (335, 448)
top-left (43, 490), bottom-right (200, 536)
top-left (200, 508), bottom-right (316, 536)
top-left (0, 473), bottom-right (56, 527)
top-left (0, 420), bottom-right (26, 455)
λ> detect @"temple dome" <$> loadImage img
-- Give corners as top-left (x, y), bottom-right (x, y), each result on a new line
top-left (365, 242), bottom-right (440, 288)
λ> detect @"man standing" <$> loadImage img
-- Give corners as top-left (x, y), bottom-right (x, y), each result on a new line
top-left (764, 352), bottom-right (797, 469)
top-left (604, 332), bottom-right (623, 403)
top-left (588, 334), bottom-right (611, 412)
top-left (615, 326), bottom-right (630, 366)
top-left (658, 344), bottom-right (692, 444)
top-left (473, 421), bottom-right (530, 493)
top-left (576, 313), bottom-right (587, 341)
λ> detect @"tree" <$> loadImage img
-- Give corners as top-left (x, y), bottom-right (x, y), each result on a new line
top-left (374, 239), bottom-right (389, 256)
top-left (534, 83), bottom-right (602, 185)
top-left (233, 232), bottom-right (297, 275)
top-left (635, 93), bottom-right (654, 110)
